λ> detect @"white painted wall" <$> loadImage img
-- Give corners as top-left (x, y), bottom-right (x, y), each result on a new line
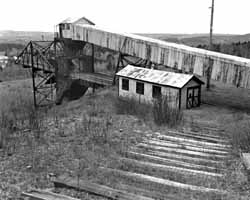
top-left (118, 77), bottom-right (180, 108)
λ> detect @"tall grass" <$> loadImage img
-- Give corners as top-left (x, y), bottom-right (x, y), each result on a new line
top-left (226, 118), bottom-right (250, 152)
top-left (114, 96), bottom-right (183, 127)
top-left (153, 96), bottom-right (183, 127)
top-left (0, 63), bottom-right (30, 81)
top-left (0, 88), bottom-right (46, 152)
top-left (114, 97), bottom-right (150, 120)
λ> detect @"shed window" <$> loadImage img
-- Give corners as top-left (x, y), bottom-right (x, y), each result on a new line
top-left (152, 85), bottom-right (161, 98)
top-left (122, 78), bottom-right (129, 91)
top-left (136, 82), bottom-right (144, 95)
top-left (64, 24), bottom-right (70, 30)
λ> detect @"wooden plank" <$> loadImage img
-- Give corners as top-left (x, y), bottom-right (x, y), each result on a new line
top-left (181, 129), bottom-right (226, 139)
top-left (126, 151), bottom-right (220, 172)
top-left (119, 157), bottom-right (223, 177)
top-left (156, 137), bottom-right (230, 152)
top-left (118, 183), bottom-right (180, 200)
top-left (146, 134), bottom-right (229, 151)
top-left (133, 148), bottom-right (224, 166)
top-left (53, 175), bottom-right (154, 200)
top-left (157, 134), bottom-right (231, 149)
top-left (150, 137), bottom-right (230, 153)
top-left (100, 167), bottom-right (227, 195)
top-left (190, 125), bottom-right (225, 133)
top-left (147, 139), bottom-right (229, 155)
top-left (166, 130), bottom-right (229, 144)
top-left (137, 143), bottom-right (228, 159)
top-left (242, 153), bottom-right (250, 170)
top-left (21, 189), bottom-right (80, 200)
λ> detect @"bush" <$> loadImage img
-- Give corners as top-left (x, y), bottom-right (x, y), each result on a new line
top-left (153, 96), bottom-right (183, 127)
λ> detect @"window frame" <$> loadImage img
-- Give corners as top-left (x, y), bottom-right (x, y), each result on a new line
top-left (136, 81), bottom-right (144, 95)
top-left (152, 85), bottom-right (162, 98)
top-left (121, 78), bottom-right (129, 91)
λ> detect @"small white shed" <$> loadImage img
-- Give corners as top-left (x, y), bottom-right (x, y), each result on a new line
top-left (116, 65), bottom-right (204, 109)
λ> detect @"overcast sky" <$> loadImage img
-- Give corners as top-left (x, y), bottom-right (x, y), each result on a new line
top-left (0, 0), bottom-right (249, 34)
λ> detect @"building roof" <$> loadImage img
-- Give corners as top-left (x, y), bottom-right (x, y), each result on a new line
top-left (75, 24), bottom-right (250, 66)
top-left (59, 17), bottom-right (95, 25)
top-left (116, 65), bottom-right (204, 89)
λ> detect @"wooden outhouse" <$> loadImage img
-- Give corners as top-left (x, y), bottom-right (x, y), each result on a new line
top-left (116, 65), bottom-right (204, 109)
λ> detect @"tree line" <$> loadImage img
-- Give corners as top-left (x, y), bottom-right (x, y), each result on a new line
top-left (197, 41), bottom-right (250, 59)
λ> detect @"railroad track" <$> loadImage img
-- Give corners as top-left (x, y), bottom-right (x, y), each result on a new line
top-left (22, 125), bottom-right (233, 200)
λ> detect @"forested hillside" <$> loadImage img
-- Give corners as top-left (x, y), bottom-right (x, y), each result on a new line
top-left (197, 41), bottom-right (250, 59)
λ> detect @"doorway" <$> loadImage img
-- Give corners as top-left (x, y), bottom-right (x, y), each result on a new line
top-left (186, 86), bottom-right (201, 109)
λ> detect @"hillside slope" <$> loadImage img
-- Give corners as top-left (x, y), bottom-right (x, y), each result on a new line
top-left (0, 30), bottom-right (54, 44)
top-left (139, 33), bottom-right (250, 46)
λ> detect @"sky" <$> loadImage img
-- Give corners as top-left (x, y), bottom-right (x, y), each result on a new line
top-left (0, 0), bottom-right (249, 34)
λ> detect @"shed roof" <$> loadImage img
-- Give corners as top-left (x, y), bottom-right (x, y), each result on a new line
top-left (116, 65), bottom-right (204, 89)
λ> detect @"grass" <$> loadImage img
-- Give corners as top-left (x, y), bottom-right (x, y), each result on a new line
top-left (225, 114), bottom-right (250, 153)
top-left (201, 78), bottom-right (250, 113)
top-left (114, 96), bottom-right (183, 127)
top-left (0, 63), bottom-right (30, 82)
top-left (152, 96), bottom-right (183, 127)
top-left (114, 97), bottom-right (150, 121)
top-left (1, 80), bottom-right (250, 199)
top-left (0, 84), bottom-right (146, 199)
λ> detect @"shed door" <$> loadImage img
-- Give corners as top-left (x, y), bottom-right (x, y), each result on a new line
top-left (186, 86), bottom-right (201, 109)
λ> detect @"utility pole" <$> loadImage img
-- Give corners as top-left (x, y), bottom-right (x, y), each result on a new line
top-left (207, 0), bottom-right (215, 90)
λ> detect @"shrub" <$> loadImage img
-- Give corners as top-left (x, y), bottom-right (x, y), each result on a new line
top-left (153, 96), bottom-right (183, 127)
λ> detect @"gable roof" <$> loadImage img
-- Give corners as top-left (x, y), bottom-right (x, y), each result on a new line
top-left (59, 17), bottom-right (95, 25)
top-left (116, 65), bottom-right (204, 89)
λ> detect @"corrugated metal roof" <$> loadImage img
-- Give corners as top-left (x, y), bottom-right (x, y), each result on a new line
top-left (116, 65), bottom-right (203, 88)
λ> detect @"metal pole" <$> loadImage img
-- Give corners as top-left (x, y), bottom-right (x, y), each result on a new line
top-left (30, 42), bottom-right (37, 107)
top-left (207, 0), bottom-right (214, 90)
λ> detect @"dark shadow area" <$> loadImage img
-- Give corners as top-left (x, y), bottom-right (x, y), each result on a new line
top-left (62, 80), bottom-right (89, 102)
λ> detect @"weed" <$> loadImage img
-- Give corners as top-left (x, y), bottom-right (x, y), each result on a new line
top-left (227, 119), bottom-right (250, 152)
top-left (114, 96), bottom-right (183, 127)
top-left (153, 96), bottom-right (183, 127)
top-left (114, 97), bottom-right (150, 120)
top-left (0, 88), bottom-right (46, 152)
